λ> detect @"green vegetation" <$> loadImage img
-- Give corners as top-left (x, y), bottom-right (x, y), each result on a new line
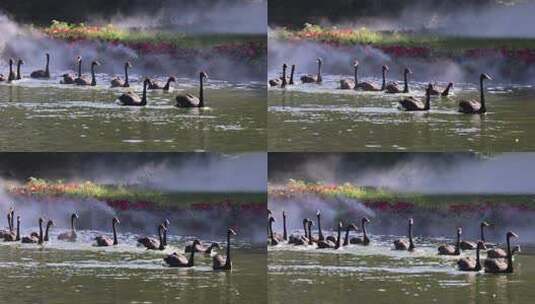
top-left (7, 178), bottom-right (265, 208)
top-left (269, 180), bottom-right (535, 209)
top-left (273, 24), bottom-right (535, 51)
top-left (43, 20), bottom-right (265, 50)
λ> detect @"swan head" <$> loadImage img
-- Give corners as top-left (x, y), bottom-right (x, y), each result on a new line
top-left (38, 217), bottom-right (44, 224)
top-left (267, 209), bottom-right (272, 215)
top-left (125, 61), bottom-right (132, 68)
top-left (316, 58), bottom-right (322, 64)
top-left (477, 241), bottom-right (485, 250)
top-left (159, 223), bottom-right (166, 231)
top-left (481, 73), bottom-right (492, 81)
top-left (16, 216), bottom-right (20, 223)
top-left (17, 59), bottom-right (24, 65)
top-left (457, 227), bottom-right (462, 235)
top-left (269, 216), bottom-right (275, 223)
top-left (200, 71), bottom-right (208, 79)
top-left (481, 221), bottom-right (490, 227)
top-left (282, 210), bottom-right (286, 218)
top-left (46, 53), bottom-right (50, 59)
top-left (8, 58), bottom-right (13, 65)
top-left (353, 60), bottom-right (359, 68)
top-left (76, 56), bottom-right (82, 62)
top-left (308, 219), bottom-right (314, 227)
top-left (168, 76), bottom-right (176, 82)
top-left (382, 65), bottom-right (389, 71)
top-left (507, 231), bottom-right (518, 239)
top-left (47, 220), bottom-right (54, 227)
top-left (282, 63), bottom-right (287, 69)
top-left (163, 218), bottom-right (170, 228)
top-left (112, 217), bottom-right (120, 224)
top-left (302, 218), bottom-right (309, 225)
top-left (92, 61), bottom-right (101, 66)
top-left (72, 213), bottom-right (79, 220)
top-left (228, 228), bottom-right (237, 236)
top-left (362, 217), bottom-right (370, 223)
top-left (408, 218), bottom-right (414, 225)
top-left (143, 78), bottom-right (151, 86)
top-left (404, 68), bottom-right (412, 74)
top-left (316, 209), bottom-right (321, 217)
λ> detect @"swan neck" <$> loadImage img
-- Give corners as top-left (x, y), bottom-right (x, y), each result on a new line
top-left (425, 89), bottom-right (431, 110)
top-left (269, 219), bottom-right (274, 241)
top-left (124, 65), bottom-right (129, 85)
top-left (91, 65), bottom-right (96, 86)
top-left (16, 220), bottom-right (20, 240)
top-left (112, 222), bottom-right (118, 245)
top-left (354, 65), bottom-right (358, 84)
top-left (141, 81), bottom-right (148, 105)
top-left (282, 215), bottom-right (287, 240)
top-left (188, 245), bottom-right (195, 266)
top-left (362, 220), bottom-right (368, 241)
top-left (344, 227), bottom-right (350, 246)
top-left (199, 75), bottom-right (204, 108)
top-left (480, 78), bottom-right (486, 112)
top-left (282, 66), bottom-right (287, 87)
top-left (507, 235), bottom-right (513, 272)
top-left (78, 60), bottom-right (82, 77)
top-left (403, 72), bottom-right (409, 93)
top-left (382, 69), bottom-right (386, 90)
top-left (289, 66), bottom-right (295, 84)
top-left (408, 222), bottom-right (414, 248)
top-left (38, 221), bottom-right (43, 244)
top-left (45, 56), bottom-right (50, 74)
top-left (71, 216), bottom-right (76, 232)
top-left (225, 232), bottom-right (231, 267)
top-left (317, 214), bottom-right (323, 240)
top-left (336, 225), bottom-right (341, 248)
top-left (45, 223), bottom-right (50, 241)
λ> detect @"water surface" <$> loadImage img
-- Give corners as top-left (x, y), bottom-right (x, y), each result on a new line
top-left (0, 75), bottom-right (266, 151)
top-left (268, 74), bottom-right (535, 151)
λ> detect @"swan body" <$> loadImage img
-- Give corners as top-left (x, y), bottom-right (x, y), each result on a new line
top-left (213, 228), bottom-right (237, 270)
top-left (176, 72), bottom-right (208, 108)
top-left (118, 79), bottom-right (150, 106)
top-left (394, 218), bottom-right (415, 251)
top-left (110, 62), bottom-right (132, 88)
top-left (95, 217), bottom-right (120, 247)
top-left (459, 73), bottom-right (492, 114)
top-left (31, 53), bottom-right (51, 79)
top-left (458, 241), bottom-right (484, 271)
top-left (399, 83), bottom-right (432, 111)
top-left (301, 58), bottom-right (322, 84)
top-left (57, 213), bottom-right (79, 242)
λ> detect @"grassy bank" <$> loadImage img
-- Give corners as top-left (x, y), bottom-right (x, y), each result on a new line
top-left (269, 180), bottom-right (535, 210)
top-left (40, 20), bottom-right (266, 61)
top-left (272, 24), bottom-right (535, 61)
top-left (6, 178), bottom-right (266, 209)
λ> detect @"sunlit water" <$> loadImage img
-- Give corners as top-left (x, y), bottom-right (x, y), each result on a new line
top-left (268, 231), bottom-right (534, 304)
top-left (0, 74), bottom-right (266, 151)
top-left (0, 229), bottom-right (266, 304)
top-left (268, 74), bottom-right (535, 151)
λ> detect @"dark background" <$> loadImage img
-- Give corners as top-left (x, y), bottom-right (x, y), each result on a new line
top-left (268, 0), bottom-right (500, 27)
top-left (0, 153), bottom-right (208, 181)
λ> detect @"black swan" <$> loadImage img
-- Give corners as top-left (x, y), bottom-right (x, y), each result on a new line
top-left (394, 218), bottom-right (415, 251)
top-left (57, 213), bottom-right (79, 241)
top-left (458, 73), bottom-right (492, 114)
top-left (350, 217), bottom-right (371, 245)
top-left (340, 61), bottom-right (357, 90)
top-left (399, 83), bottom-right (432, 111)
top-left (149, 76), bottom-right (176, 91)
top-left (3, 215), bottom-right (20, 242)
top-left (484, 231), bottom-right (518, 273)
top-left (7, 59), bottom-right (15, 81)
top-left (95, 217), bottom-right (120, 246)
top-left (138, 223), bottom-right (166, 250)
top-left (75, 60), bottom-right (100, 86)
top-left (317, 222), bottom-right (342, 249)
top-left (354, 62), bottom-right (382, 91)
top-left (22, 218), bottom-right (43, 244)
top-left (458, 241), bottom-right (484, 272)
top-left (342, 223), bottom-right (359, 246)
top-left (460, 221), bottom-right (489, 250)
top-left (386, 68), bottom-right (411, 94)
top-left (438, 227), bottom-right (462, 256)
top-left (268, 216), bottom-right (279, 246)
top-left (176, 72), bottom-right (208, 108)
top-left (31, 53), bottom-right (51, 79)
top-left (487, 245), bottom-right (521, 259)
top-left (301, 58), bottom-right (322, 84)
top-left (269, 64), bottom-right (287, 87)
top-left (289, 64), bottom-right (295, 85)
top-left (213, 228), bottom-right (237, 270)
top-left (0, 210), bottom-right (12, 238)
top-left (16, 59), bottom-right (24, 80)
top-left (429, 82), bottom-right (453, 96)
top-left (282, 210), bottom-right (288, 241)
top-left (185, 240), bottom-right (221, 254)
top-left (289, 218), bottom-right (310, 245)
top-left (164, 242), bottom-right (196, 268)
top-left (316, 210), bottom-right (325, 241)
top-left (162, 218), bottom-right (170, 246)
top-left (118, 78), bottom-right (150, 106)
top-left (61, 56), bottom-right (79, 84)
top-left (43, 219), bottom-right (54, 242)
top-left (307, 219), bottom-right (316, 245)
top-left (110, 62), bottom-right (132, 88)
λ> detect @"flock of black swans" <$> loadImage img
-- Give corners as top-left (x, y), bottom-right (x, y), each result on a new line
top-left (0, 54), bottom-right (209, 108)
top-left (0, 208), bottom-right (236, 271)
top-left (269, 58), bottom-right (491, 114)
top-left (267, 210), bottom-right (520, 274)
